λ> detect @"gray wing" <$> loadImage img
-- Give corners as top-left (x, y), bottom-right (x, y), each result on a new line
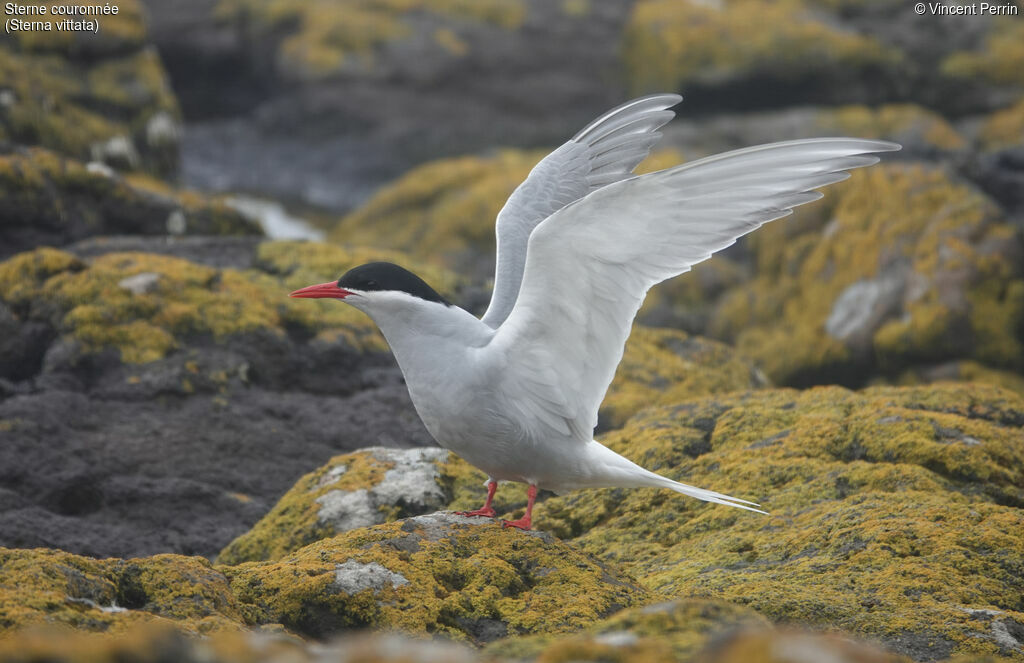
top-left (480, 94), bottom-right (682, 328)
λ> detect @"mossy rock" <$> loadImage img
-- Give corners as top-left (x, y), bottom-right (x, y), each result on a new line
top-left (330, 149), bottom-right (544, 278)
top-left (0, 0), bottom-right (180, 174)
top-left (0, 146), bottom-right (260, 258)
top-left (0, 548), bottom-right (245, 634)
top-left (979, 99), bottom-right (1024, 151)
top-left (219, 327), bottom-right (764, 564)
top-left (218, 447), bottom-right (456, 564)
top-left (622, 0), bottom-right (898, 97)
top-left (485, 598), bottom-right (771, 662)
top-left (942, 17), bottom-right (1024, 90)
top-left (708, 163), bottom-right (1024, 387)
top-left (223, 512), bottom-right (648, 643)
top-left (528, 383), bottom-right (1024, 660)
top-left (0, 241), bottom-right (464, 365)
top-left (214, 0), bottom-right (526, 80)
top-left (816, 104), bottom-right (966, 152)
top-left (602, 326), bottom-right (767, 431)
top-left (330, 147), bottom-right (686, 281)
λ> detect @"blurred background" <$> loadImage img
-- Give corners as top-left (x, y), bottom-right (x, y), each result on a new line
top-left (0, 0), bottom-right (1022, 566)
top-left (2, 2), bottom-right (1024, 661)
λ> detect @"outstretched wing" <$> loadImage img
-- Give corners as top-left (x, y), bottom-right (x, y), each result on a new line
top-left (481, 94), bottom-right (682, 328)
top-left (485, 138), bottom-right (901, 441)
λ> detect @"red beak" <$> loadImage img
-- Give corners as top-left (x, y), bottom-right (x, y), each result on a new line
top-left (288, 282), bottom-right (352, 299)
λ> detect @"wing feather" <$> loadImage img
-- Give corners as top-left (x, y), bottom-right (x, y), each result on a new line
top-left (481, 94), bottom-right (682, 328)
top-left (487, 138), bottom-right (901, 442)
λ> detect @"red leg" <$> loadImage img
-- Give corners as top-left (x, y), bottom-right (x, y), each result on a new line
top-left (455, 480), bottom-right (497, 518)
top-left (502, 485), bottom-right (537, 530)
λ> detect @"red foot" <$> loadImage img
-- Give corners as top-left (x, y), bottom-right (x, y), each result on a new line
top-left (502, 484), bottom-right (537, 531)
top-left (455, 506), bottom-right (496, 518)
top-left (501, 516), bottom-right (532, 530)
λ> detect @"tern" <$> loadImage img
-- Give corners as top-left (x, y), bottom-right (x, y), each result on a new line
top-left (291, 94), bottom-right (900, 529)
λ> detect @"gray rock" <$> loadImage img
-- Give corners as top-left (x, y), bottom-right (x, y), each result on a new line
top-left (314, 447), bottom-right (450, 533)
top-left (332, 560), bottom-right (409, 594)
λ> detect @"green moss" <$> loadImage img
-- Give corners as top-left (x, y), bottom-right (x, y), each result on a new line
top-left (529, 384), bottom-right (1024, 659)
top-left (708, 164), bottom-right (1024, 385)
top-left (623, 0), bottom-right (898, 94)
top-left (223, 514), bottom-right (648, 642)
top-left (818, 104), bottom-right (966, 151)
top-left (215, 0), bottom-right (526, 79)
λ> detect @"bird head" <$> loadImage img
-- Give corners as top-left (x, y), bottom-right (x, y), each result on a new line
top-left (288, 262), bottom-right (451, 315)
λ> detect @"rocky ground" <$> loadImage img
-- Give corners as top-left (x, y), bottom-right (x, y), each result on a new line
top-left (1, 0), bottom-right (1023, 661)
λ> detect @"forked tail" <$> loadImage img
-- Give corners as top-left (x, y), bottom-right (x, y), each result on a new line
top-left (587, 440), bottom-right (768, 514)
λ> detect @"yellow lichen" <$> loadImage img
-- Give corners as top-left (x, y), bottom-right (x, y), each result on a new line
top-left (0, 240), bottom-right (463, 365)
top-left (979, 99), bottom-right (1024, 150)
top-left (942, 18), bottom-right (1024, 88)
top-left (708, 164), bottom-right (1024, 384)
top-left (218, 450), bottom-right (397, 564)
top-left (223, 515), bottom-right (647, 642)
top-left (818, 104), bottom-right (966, 151)
top-left (623, 0), bottom-right (898, 94)
top-left (215, 0), bottom-right (525, 78)
top-left (530, 384), bottom-right (1024, 659)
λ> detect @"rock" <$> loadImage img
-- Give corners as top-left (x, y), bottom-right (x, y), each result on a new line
top-left (530, 383), bottom-right (1024, 661)
top-left (219, 447), bottom-right (453, 564)
top-left (0, 146), bottom-right (261, 260)
top-left (709, 164), bottom-right (1024, 387)
top-left (484, 598), bottom-right (771, 662)
top-left (3, 513), bottom-right (647, 643)
top-left (0, 241), bottom-right (472, 558)
top-left (223, 513), bottom-right (648, 643)
top-left (0, 548), bottom-right (245, 634)
top-left (623, 0), bottom-right (1019, 116)
top-left (220, 326), bottom-right (765, 564)
top-left (0, 627), bottom-right (480, 663)
top-left (602, 326), bottom-right (768, 432)
top-left (0, 0), bottom-right (180, 175)
top-left (142, 0), bottom-right (636, 211)
top-left (330, 150), bottom-right (544, 279)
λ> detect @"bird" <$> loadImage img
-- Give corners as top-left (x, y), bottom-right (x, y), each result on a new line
top-left (290, 94), bottom-right (900, 530)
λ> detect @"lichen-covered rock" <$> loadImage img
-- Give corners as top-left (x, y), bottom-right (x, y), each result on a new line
top-left (0, 548), bottom-right (244, 634)
top-left (213, 0), bottom-right (526, 80)
top-left (0, 240), bottom-right (463, 559)
top-left (219, 326), bottom-right (764, 563)
top-left (330, 149), bottom-right (542, 278)
top-left (623, 0), bottom-right (1019, 116)
top-left (708, 164), bottom-right (1024, 387)
top-left (0, 146), bottom-right (261, 259)
top-left (0, 0), bottom-right (180, 174)
top-left (602, 326), bottom-right (767, 431)
top-left (485, 598), bottom-right (771, 662)
top-left (224, 513), bottom-right (648, 643)
top-left (529, 383), bottom-right (1024, 661)
top-left (0, 626), bottom-right (480, 663)
top-left (623, 0), bottom-right (897, 105)
top-left (0, 241), bottom-right (466, 366)
top-left (219, 447), bottom-right (453, 564)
